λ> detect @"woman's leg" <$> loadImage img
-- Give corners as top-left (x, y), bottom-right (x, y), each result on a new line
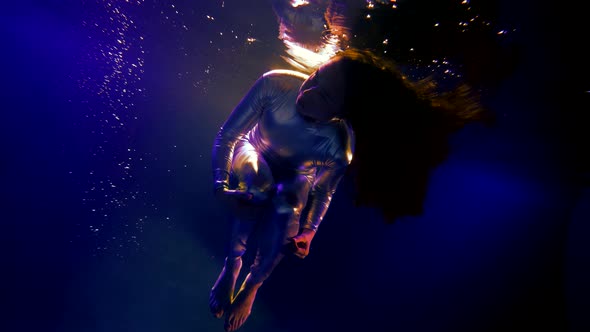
top-left (225, 174), bottom-right (311, 331)
top-left (209, 140), bottom-right (274, 318)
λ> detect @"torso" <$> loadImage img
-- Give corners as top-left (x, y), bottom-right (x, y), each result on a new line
top-left (247, 72), bottom-right (352, 173)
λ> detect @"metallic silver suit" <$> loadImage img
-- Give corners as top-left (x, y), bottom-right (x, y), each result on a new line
top-left (212, 69), bottom-right (354, 283)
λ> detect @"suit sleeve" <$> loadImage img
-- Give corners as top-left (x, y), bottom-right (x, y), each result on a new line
top-left (300, 163), bottom-right (347, 232)
top-left (211, 75), bottom-right (268, 191)
top-left (301, 123), bottom-right (354, 232)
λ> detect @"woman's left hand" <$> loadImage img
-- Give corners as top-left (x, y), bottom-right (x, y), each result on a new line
top-left (289, 229), bottom-right (316, 259)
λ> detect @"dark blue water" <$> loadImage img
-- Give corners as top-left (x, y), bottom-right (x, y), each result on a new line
top-left (2, 1), bottom-right (588, 332)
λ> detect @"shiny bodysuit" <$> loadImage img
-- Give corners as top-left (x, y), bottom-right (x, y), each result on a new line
top-left (212, 69), bottom-right (354, 283)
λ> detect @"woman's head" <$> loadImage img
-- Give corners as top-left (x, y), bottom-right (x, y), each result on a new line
top-left (300, 48), bottom-right (490, 222)
top-left (295, 56), bottom-right (349, 122)
top-left (295, 48), bottom-right (417, 123)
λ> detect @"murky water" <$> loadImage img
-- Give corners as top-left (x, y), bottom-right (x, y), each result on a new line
top-left (2, 1), bottom-right (587, 332)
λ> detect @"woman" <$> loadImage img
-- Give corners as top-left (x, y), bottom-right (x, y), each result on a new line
top-left (209, 48), bottom-right (486, 331)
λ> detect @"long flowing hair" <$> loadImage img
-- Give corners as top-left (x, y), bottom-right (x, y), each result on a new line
top-left (333, 48), bottom-right (491, 222)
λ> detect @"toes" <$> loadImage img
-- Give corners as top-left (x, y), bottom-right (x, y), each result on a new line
top-left (224, 317), bottom-right (233, 332)
top-left (236, 317), bottom-right (246, 330)
top-left (224, 313), bottom-right (248, 332)
top-left (210, 304), bottom-right (223, 318)
top-left (209, 296), bottom-right (225, 318)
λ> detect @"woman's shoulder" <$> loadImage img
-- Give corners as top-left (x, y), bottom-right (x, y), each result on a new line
top-left (262, 69), bottom-right (309, 81)
top-left (254, 69), bottom-right (308, 96)
top-left (244, 69), bottom-right (306, 101)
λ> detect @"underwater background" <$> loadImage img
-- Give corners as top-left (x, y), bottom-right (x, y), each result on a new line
top-left (2, 0), bottom-right (588, 331)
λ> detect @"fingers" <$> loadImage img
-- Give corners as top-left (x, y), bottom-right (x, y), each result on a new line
top-left (285, 236), bottom-right (311, 259)
top-left (224, 189), bottom-right (253, 200)
top-left (218, 189), bottom-right (254, 205)
top-left (293, 244), bottom-right (308, 259)
top-left (294, 249), bottom-right (308, 259)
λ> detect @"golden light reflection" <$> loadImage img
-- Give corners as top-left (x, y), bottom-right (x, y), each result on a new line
top-left (291, 0), bottom-right (310, 7)
top-left (280, 36), bottom-right (341, 73)
top-left (244, 149), bottom-right (260, 173)
top-left (275, 0), bottom-right (348, 73)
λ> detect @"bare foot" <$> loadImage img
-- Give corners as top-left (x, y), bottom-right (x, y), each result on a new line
top-left (224, 281), bottom-right (260, 331)
top-left (209, 257), bottom-right (242, 318)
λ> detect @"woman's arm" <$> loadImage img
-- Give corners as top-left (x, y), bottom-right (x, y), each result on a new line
top-left (211, 75), bottom-right (269, 192)
top-left (289, 165), bottom-right (347, 259)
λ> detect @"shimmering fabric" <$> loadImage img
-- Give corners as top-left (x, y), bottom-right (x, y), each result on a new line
top-left (212, 69), bottom-right (354, 233)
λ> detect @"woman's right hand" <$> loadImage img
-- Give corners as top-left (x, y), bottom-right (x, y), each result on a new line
top-left (222, 189), bottom-right (254, 201)
top-left (215, 187), bottom-right (268, 220)
top-left (215, 187), bottom-right (253, 202)
top-left (289, 229), bottom-right (316, 259)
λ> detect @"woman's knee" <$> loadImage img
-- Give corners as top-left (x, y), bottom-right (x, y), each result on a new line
top-left (272, 182), bottom-right (308, 213)
top-left (232, 151), bottom-right (275, 202)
